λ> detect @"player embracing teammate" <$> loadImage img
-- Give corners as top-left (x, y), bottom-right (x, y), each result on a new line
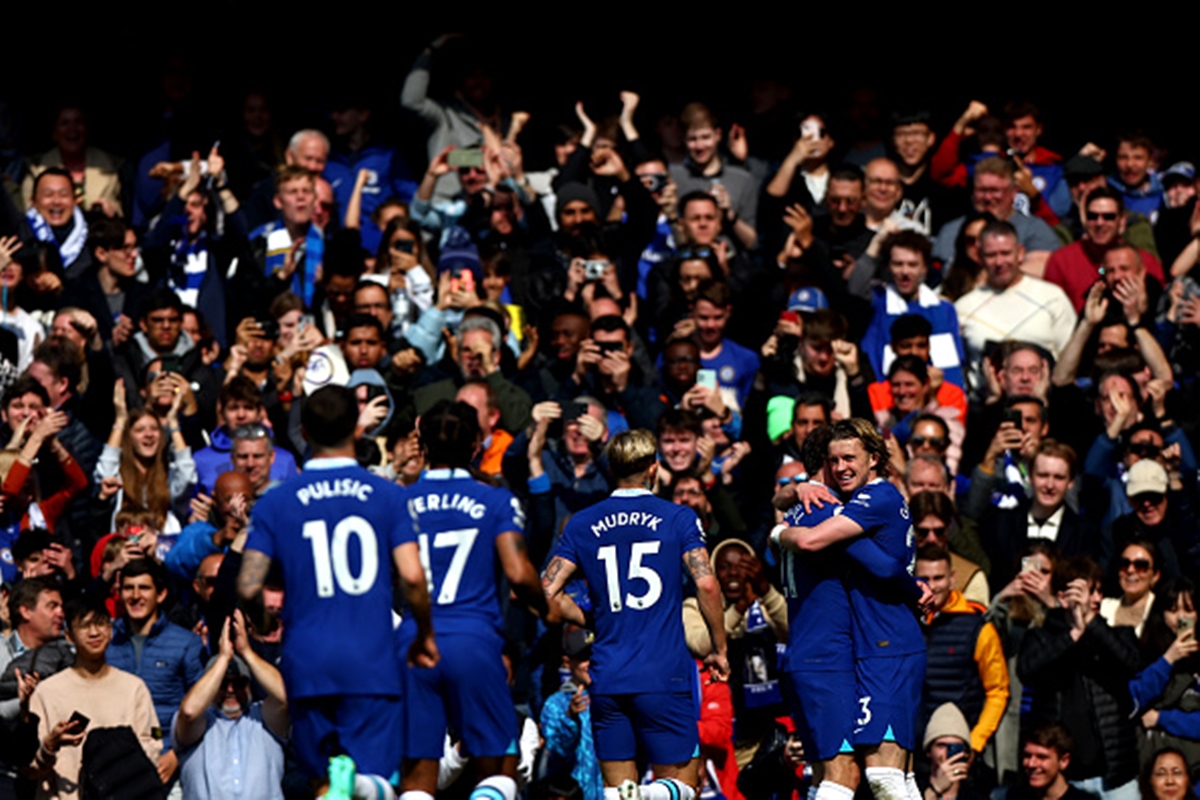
top-left (775, 419), bottom-right (931, 800)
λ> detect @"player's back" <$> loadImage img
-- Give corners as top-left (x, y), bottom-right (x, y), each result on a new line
top-left (556, 488), bottom-right (703, 694)
top-left (246, 459), bottom-right (408, 698)
top-left (402, 469), bottom-right (524, 636)
top-left (841, 478), bottom-right (923, 658)
top-left (781, 498), bottom-right (852, 671)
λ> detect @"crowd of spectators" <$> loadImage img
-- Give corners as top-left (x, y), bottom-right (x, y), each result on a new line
top-left (1, 31), bottom-right (1199, 800)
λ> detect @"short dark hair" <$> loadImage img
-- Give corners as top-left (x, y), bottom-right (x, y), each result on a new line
top-left (341, 313), bottom-right (385, 340)
top-left (678, 190), bottom-right (719, 219)
top-left (1023, 720), bottom-right (1074, 758)
top-left (1116, 130), bottom-right (1155, 153)
top-left (915, 543), bottom-right (951, 566)
top-left (32, 338), bottom-right (83, 393)
top-left (590, 315), bottom-right (630, 341)
top-left (909, 490), bottom-right (955, 526)
top-left (890, 314), bottom-right (933, 344)
top-left (8, 577), bottom-right (60, 630)
top-left (830, 165), bottom-right (865, 186)
top-left (143, 287), bottom-right (186, 317)
top-left (880, 230), bottom-right (932, 270)
top-left (1052, 556), bottom-right (1104, 594)
top-left (219, 375), bottom-right (263, 412)
top-left (693, 278), bottom-right (731, 309)
top-left (1083, 185), bottom-right (1125, 213)
top-left (2, 375), bottom-right (50, 409)
top-left (1006, 394), bottom-right (1048, 422)
top-left (32, 167), bottom-right (74, 197)
top-left (302, 386), bottom-right (359, 448)
top-left (87, 216), bottom-right (128, 253)
top-left (803, 309), bottom-right (847, 343)
top-left (419, 400), bottom-right (481, 468)
top-left (794, 392), bottom-right (832, 422)
top-left (888, 355), bottom-right (928, 384)
top-left (1002, 100), bottom-right (1042, 126)
top-left (656, 407), bottom-right (703, 439)
top-left (801, 424), bottom-right (834, 475)
top-left (64, 595), bottom-right (111, 634)
top-left (120, 558), bottom-right (168, 593)
top-left (891, 110), bottom-right (932, 130)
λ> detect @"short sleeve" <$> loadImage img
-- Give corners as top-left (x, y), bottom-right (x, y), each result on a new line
top-left (554, 520), bottom-right (580, 565)
top-left (389, 484), bottom-right (415, 550)
top-left (244, 502), bottom-right (276, 560)
top-left (493, 488), bottom-right (526, 538)
top-left (837, 483), bottom-right (891, 533)
top-left (678, 506), bottom-right (706, 554)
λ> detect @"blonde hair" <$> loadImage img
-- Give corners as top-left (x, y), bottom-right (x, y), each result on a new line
top-left (605, 429), bottom-right (658, 480)
top-left (829, 418), bottom-right (890, 477)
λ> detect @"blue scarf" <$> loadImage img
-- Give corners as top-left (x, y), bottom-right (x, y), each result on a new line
top-left (25, 205), bottom-right (87, 266)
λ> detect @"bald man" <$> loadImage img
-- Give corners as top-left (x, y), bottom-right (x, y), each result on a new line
top-left (165, 470), bottom-right (255, 584)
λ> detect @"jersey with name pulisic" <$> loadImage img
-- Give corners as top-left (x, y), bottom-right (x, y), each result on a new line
top-left (554, 488), bottom-right (705, 694)
top-left (781, 497), bottom-right (852, 671)
top-left (400, 468), bottom-right (525, 637)
top-left (837, 478), bottom-right (923, 657)
top-left (245, 458), bottom-right (410, 699)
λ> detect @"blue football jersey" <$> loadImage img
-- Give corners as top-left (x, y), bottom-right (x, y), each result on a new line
top-left (401, 468), bottom-right (526, 636)
top-left (245, 458), bottom-right (410, 699)
top-left (555, 488), bottom-right (705, 694)
top-left (837, 479), bottom-right (924, 657)
top-left (781, 498), bottom-right (853, 671)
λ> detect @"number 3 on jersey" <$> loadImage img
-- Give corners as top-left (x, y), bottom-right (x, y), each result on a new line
top-left (417, 528), bottom-right (479, 604)
top-left (597, 542), bottom-right (662, 612)
top-left (302, 516), bottom-right (379, 597)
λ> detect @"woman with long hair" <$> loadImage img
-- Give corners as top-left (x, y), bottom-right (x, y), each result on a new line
top-left (1139, 747), bottom-right (1197, 800)
top-left (95, 379), bottom-right (195, 533)
top-left (939, 211), bottom-right (997, 302)
top-left (1102, 539), bottom-right (1160, 637)
top-left (1132, 578), bottom-right (1200, 772)
top-left (374, 217), bottom-right (434, 335)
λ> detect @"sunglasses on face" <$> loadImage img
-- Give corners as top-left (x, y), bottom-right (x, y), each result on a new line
top-left (1118, 557), bottom-right (1152, 572)
top-left (1128, 443), bottom-right (1161, 459)
top-left (1086, 211), bottom-right (1119, 222)
top-left (1132, 492), bottom-right (1165, 506)
top-left (390, 239), bottom-right (416, 254)
top-left (910, 435), bottom-right (948, 450)
top-left (916, 525), bottom-right (947, 538)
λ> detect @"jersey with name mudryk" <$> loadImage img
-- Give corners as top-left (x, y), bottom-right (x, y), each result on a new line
top-left (400, 468), bottom-right (525, 636)
top-left (555, 488), bottom-right (705, 694)
top-left (837, 478), bottom-right (923, 657)
top-left (245, 458), bottom-right (410, 699)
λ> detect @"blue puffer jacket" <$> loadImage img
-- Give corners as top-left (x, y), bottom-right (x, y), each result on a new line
top-left (107, 613), bottom-right (205, 751)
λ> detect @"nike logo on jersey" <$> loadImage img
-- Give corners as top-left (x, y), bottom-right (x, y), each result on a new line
top-left (409, 493), bottom-right (487, 520)
top-left (590, 511), bottom-right (662, 537)
top-left (296, 478), bottom-right (373, 506)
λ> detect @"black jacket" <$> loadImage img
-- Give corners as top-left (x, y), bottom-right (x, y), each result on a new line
top-left (1018, 609), bottom-right (1141, 786)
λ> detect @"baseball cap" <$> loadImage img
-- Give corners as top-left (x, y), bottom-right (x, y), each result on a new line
top-left (1126, 459), bottom-right (1169, 498)
top-left (787, 287), bottom-right (829, 313)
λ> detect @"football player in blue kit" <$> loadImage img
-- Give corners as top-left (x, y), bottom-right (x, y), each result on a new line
top-left (541, 429), bottom-right (730, 800)
top-left (778, 419), bottom-right (927, 800)
top-left (775, 425), bottom-right (931, 800)
top-left (237, 385), bottom-right (437, 800)
top-left (399, 400), bottom-right (556, 800)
